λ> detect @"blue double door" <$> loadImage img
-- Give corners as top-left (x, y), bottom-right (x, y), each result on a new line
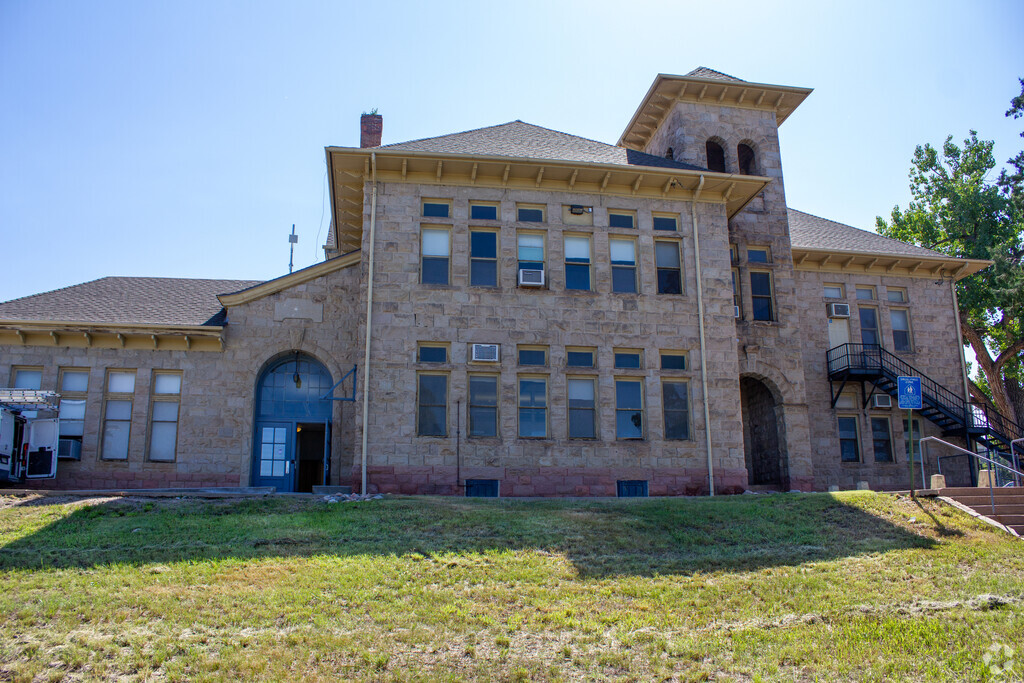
top-left (253, 420), bottom-right (330, 492)
top-left (252, 354), bottom-right (334, 492)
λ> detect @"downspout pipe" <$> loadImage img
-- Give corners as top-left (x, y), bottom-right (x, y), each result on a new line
top-left (950, 279), bottom-right (972, 424)
top-left (690, 175), bottom-right (715, 496)
top-left (359, 152), bottom-right (378, 495)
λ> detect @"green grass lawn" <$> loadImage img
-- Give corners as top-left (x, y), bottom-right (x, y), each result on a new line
top-left (0, 491), bottom-right (1021, 682)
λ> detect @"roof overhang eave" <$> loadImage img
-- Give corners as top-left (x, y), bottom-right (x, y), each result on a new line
top-left (0, 320), bottom-right (225, 334)
top-left (791, 247), bottom-right (992, 281)
top-left (617, 73), bottom-right (814, 149)
top-left (327, 146), bottom-right (771, 218)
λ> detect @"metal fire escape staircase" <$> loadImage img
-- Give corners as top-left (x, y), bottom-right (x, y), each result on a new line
top-left (826, 343), bottom-right (1023, 464)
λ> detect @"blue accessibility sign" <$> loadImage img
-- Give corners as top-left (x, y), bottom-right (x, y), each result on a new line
top-left (898, 376), bottom-right (923, 410)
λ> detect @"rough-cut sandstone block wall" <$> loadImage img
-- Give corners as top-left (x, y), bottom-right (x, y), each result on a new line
top-left (795, 268), bottom-right (969, 490)
top-left (646, 101), bottom-right (814, 490)
top-left (5, 264), bottom-right (363, 489)
top-left (352, 182), bottom-right (746, 495)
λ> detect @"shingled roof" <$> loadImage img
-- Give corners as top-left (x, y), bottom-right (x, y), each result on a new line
top-left (0, 277), bottom-right (263, 327)
top-left (685, 66), bottom-right (745, 82)
top-left (787, 209), bottom-right (946, 258)
top-left (379, 120), bottom-right (707, 172)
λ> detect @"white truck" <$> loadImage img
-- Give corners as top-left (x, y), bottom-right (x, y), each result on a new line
top-left (0, 389), bottom-right (60, 484)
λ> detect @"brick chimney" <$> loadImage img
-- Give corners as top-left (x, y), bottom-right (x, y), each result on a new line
top-left (360, 112), bottom-right (382, 148)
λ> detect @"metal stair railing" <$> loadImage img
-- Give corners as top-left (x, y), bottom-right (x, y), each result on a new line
top-left (925, 437), bottom-right (1024, 517)
top-left (827, 343), bottom-right (1024, 451)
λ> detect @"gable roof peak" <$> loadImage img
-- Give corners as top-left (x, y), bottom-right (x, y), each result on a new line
top-left (685, 66), bottom-right (745, 82)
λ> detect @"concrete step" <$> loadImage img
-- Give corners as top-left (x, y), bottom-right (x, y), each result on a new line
top-left (940, 487), bottom-right (1024, 498)
top-left (994, 514), bottom-right (1024, 526)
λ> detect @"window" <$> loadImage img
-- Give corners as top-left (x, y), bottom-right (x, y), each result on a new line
top-left (653, 213), bottom-right (678, 231)
top-left (566, 349), bottom-right (595, 368)
top-left (422, 199), bottom-right (450, 218)
top-left (834, 393), bottom-right (857, 410)
top-left (608, 210), bottom-right (635, 229)
top-left (561, 204), bottom-right (593, 226)
top-left (903, 418), bottom-right (922, 462)
top-left (665, 147), bottom-right (674, 160)
top-left (655, 241), bottom-right (682, 294)
top-left (614, 350), bottom-right (642, 369)
top-left (615, 379), bottom-right (644, 439)
top-left (417, 373), bottom-right (448, 437)
top-left (737, 144), bottom-right (756, 175)
top-left (102, 370), bottom-right (135, 460)
top-left (12, 366), bottom-right (42, 418)
top-left (855, 286), bottom-right (876, 300)
top-left (887, 288), bottom-right (907, 303)
top-left (732, 269), bottom-right (741, 316)
top-left (421, 227), bottom-right (450, 285)
top-left (747, 246), bottom-right (770, 263)
top-left (418, 344), bottom-right (448, 363)
top-left (470, 230), bottom-right (498, 287)
top-left (149, 372), bottom-right (181, 462)
top-left (838, 416), bottom-right (859, 462)
top-left (706, 140), bottom-right (726, 173)
top-left (859, 307), bottom-right (879, 345)
top-left (824, 284), bottom-right (844, 299)
top-left (517, 233), bottom-right (545, 272)
top-left (567, 377), bottom-right (596, 439)
top-left (518, 377), bottom-right (547, 438)
top-left (660, 352), bottom-right (687, 370)
top-left (662, 381), bottom-right (690, 440)
top-left (750, 271), bottom-right (774, 321)
top-left (469, 201), bottom-right (499, 221)
top-left (610, 237), bottom-right (637, 293)
top-left (730, 244), bottom-right (739, 263)
top-left (517, 203), bottom-right (545, 223)
top-left (564, 235), bottom-right (592, 291)
top-left (891, 309), bottom-right (912, 352)
top-left (871, 417), bottom-right (893, 462)
top-left (518, 346), bottom-right (547, 366)
top-left (12, 366), bottom-right (42, 389)
top-left (466, 479), bottom-right (500, 497)
top-left (58, 369), bottom-right (89, 456)
top-left (468, 375), bottom-right (498, 438)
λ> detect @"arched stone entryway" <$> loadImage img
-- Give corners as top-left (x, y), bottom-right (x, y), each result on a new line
top-left (740, 376), bottom-right (786, 488)
top-left (252, 352), bottom-right (333, 492)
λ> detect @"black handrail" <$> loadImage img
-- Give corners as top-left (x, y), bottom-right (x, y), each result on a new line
top-left (827, 343), bottom-right (1024, 448)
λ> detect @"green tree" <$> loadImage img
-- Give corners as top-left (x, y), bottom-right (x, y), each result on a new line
top-left (877, 79), bottom-right (1024, 426)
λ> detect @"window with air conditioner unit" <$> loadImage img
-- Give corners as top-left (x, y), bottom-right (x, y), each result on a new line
top-left (827, 303), bottom-right (851, 318)
top-left (872, 394), bottom-right (892, 409)
top-left (471, 343), bottom-right (500, 362)
top-left (518, 268), bottom-right (545, 287)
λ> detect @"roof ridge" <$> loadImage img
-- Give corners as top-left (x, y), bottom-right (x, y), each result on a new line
top-left (686, 66), bottom-right (744, 82)
top-left (786, 207), bottom-right (946, 257)
top-left (0, 276), bottom-right (112, 307)
top-left (381, 119), bottom-right (631, 152)
top-left (379, 120), bottom-right (526, 149)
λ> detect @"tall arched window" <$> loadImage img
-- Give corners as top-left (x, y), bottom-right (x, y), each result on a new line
top-left (705, 140), bottom-right (726, 173)
top-left (665, 147), bottom-right (674, 160)
top-left (737, 144), bottom-right (756, 175)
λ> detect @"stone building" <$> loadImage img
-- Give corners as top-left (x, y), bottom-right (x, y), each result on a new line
top-left (0, 68), bottom-right (1001, 495)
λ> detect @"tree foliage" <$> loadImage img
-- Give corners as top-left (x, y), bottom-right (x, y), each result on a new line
top-left (876, 79), bottom-right (1024, 425)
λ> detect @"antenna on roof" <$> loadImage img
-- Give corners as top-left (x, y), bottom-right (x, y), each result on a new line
top-left (288, 224), bottom-right (298, 273)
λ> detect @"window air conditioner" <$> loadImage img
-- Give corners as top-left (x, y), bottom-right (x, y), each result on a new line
top-left (827, 303), bottom-right (851, 318)
top-left (518, 269), bottom-right (545, 287)
top-left (471, 343), bottom-right (500, 362)
top-left (872, 394), bottom-right (892, 409)
top-left (57, 438), bottom-right (82, 460)
top-left (734, 305), bottom-right (741, 318)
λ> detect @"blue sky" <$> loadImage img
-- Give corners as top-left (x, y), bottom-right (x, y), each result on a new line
top-left (1, 0), bottom-right (1022, 303)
